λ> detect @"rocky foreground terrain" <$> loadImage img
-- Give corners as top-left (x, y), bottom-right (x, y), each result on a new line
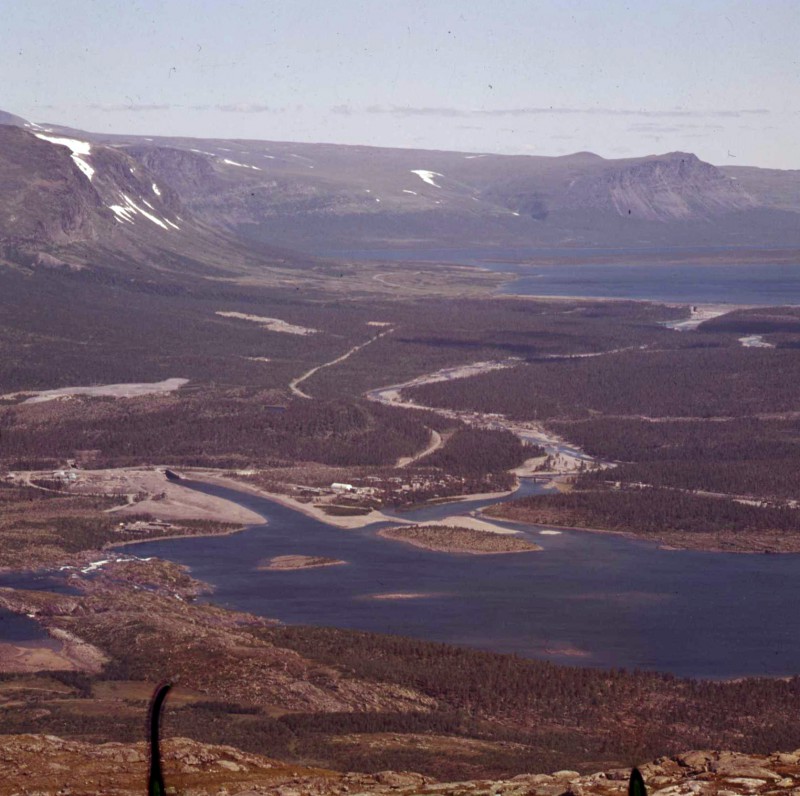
top-left (1, 736), bottom-right (799, 796)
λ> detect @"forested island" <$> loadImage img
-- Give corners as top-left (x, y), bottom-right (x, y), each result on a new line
top-left (378, 524), bottom-right (542, 555)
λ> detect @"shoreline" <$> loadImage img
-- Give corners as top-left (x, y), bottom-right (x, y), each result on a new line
top-left (106, 468), bottom-right (797, 557)
top-left (188, 471), bottom-right (407, 529)
top-left (480, 508), bottom-right (800, 555)
top-left (12, 466), bottom-right (270, 528)
top-left (8, 460), bottom-right (791, 562)
top-left (493, 289), bottom-right (752, 309)
top-left (108, 522), bottom-right (252, 550)
top-left (3, 469), bottom-right (800, 682)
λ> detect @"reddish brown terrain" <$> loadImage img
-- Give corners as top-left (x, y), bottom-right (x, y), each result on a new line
top-left (2, 107), bottom-right (800, 794)
top-left (0, 735), bottom-right (797, 796)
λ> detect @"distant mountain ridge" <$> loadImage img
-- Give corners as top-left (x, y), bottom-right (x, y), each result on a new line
top-left (0, 109), bottom-right (34, 128)
top-left (2, 107), bottom-right (800, 262)
top-left (560, 151), bottom-right (756, 220)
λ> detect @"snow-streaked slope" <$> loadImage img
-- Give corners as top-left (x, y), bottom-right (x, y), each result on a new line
top-left (34, 133), bottom-right (95, 181)
top-left (108, 193), bottom-right (178, 230)
top-left (222, 158), bottom-right (262, 171)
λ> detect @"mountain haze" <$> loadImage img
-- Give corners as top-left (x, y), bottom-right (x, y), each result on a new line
top-left (92, 135), bottom-right (800, 252)
top-left (2, 108), bottom-right (800, 270)
top-left (0, 105), bottom-right (800, 260)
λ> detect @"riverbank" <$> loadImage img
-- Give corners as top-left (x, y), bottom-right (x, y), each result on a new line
top-left (189, 472), bottom-right (404, 529)
top-left (74, 468), bottom-right (266, 527)
top-left (8, 466), bottom-right (265, 528)
top-left (366, 366), bottom-right (606, 475)
top-left (0, 467), bottom-right (262, 572)
top-left (0, 630), bottom-right (107, 674)
top-left (484, 500), bottom-right (800, 554)
top-left (0, 640), bottom-right (78, 673)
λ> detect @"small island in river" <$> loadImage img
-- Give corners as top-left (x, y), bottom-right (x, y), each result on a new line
top-left (258, 555), bottom-right (347, 571)
top-left (378, 524), bottom-right (542, 555)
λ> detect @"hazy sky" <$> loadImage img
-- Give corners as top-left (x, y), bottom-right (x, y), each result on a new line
top-left (3, 0), bottom-right (799, 168)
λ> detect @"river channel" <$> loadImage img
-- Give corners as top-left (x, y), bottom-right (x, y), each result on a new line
top-left (122, 478), bottom-right (800, 681)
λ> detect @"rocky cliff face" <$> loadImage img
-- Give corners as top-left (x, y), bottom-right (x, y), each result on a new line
top-left (124, 144), bottom-right (222, 200)
top-left (0, 736), bottom-right (797, 796)
top-left (0, 125), bottom-right (110, 247)
top-left (0, 128), bottom-right (189, 269)
top-left (0, 131), bottom-right (218, 278)
top-left (0, 119), bottom-right (312, 278)
top-left (563, 153), bottom-right (757, 221)
top-left (0, 125), bottom-right (184, 249)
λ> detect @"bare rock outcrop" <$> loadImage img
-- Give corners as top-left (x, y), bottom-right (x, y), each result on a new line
top-left (0, 737), bottom-right (798, 796)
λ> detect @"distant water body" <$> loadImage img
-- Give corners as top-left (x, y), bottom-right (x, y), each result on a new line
top-left (125, 480), bottom-right (800, 681)
top-left (0, 572), bottom-right (76, 643)
top-left (329, 247), bottom-right (800, 306)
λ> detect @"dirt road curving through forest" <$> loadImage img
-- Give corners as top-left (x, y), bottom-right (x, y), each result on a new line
top-left (289, 328), bottom-right (393, 399)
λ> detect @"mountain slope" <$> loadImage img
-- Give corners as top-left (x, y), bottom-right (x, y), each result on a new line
top-left (722, 164), bottom-right (800, 212)
top-left (91, 133), bottom-right (799, 252)
top-left (3, 107), bottom-right (800, 260)
top-left (0, 121), bottom-right (314, 279)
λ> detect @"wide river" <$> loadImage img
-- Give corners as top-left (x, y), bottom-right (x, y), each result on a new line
top-left (4, 249), bottom-right (799, 678)
top-left (121, 479), bottom-right (800, 681)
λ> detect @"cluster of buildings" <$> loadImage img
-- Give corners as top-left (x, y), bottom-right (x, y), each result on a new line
top-left (291, 473), bottom-right (475, 509)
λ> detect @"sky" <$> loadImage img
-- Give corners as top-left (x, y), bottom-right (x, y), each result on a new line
top-left (2, 0), bottom-right (799, 168)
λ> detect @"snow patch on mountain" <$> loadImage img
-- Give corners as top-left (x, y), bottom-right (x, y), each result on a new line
top-left (33, 134), bottom-right (90, 156)
top-left (411, 170), bottom-right (444, 187)
top-left (221, 158), bottom-right (262, 171)
top-left (109, 204), bottom-right (135, 224)
top-left (34, 133), bottom-right (95, 181)
top-left (108, 193), bottom-right (173, 231)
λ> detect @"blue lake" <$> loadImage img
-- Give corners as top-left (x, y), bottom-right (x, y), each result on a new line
top-left (492, 262), bottom-right (800, 305)
top-left (329, 247), bottom-right (800, 306)
top-left (123, 480), bottom-right (800, 681)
